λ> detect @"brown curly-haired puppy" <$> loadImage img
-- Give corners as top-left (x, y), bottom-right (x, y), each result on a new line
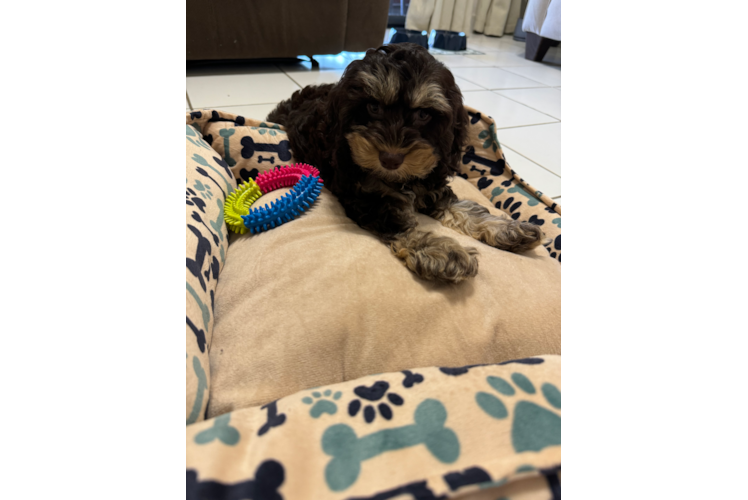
top-left (268, 43), bottom-right (543, 283)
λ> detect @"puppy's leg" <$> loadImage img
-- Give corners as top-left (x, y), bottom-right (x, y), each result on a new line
top-left (438, 199), bottom-right (544, 253)
top-left (390, 229), bottom-right (479, 284)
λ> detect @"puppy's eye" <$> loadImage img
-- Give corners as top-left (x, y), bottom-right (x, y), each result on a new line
top-left (414, 109), bottom-right (431, 123)
top-left (367, 103), bottom-right (381, 115)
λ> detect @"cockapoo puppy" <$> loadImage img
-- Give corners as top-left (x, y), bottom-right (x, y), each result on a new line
top-left (268, 43), bottom-right (543, 283)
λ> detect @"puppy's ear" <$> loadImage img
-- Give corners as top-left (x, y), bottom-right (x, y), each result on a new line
top-left (444, 72), bottom-right (469, 176)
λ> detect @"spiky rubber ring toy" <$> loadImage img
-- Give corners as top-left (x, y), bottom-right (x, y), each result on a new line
top-left (256, 163), bottom-right (322, 194)
top-left (224, 164), bottom-right (323, 235)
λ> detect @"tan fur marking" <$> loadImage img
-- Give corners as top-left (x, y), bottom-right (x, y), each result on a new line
top-left (409, 81), bottom-right (451, 113)
top-left (358, 69), bottom-right (400, 105)
top-left (390, 229), bottom-right (478, 283)
top-left (345, 131), bottom-right (439, 182)
top-left (439, 200), bottom-right (544, 253)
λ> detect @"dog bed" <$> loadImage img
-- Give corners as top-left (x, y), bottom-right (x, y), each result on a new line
top-left (185, 108), bottom-right (561, 499)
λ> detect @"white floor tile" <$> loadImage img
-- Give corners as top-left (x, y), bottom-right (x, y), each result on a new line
top-left (284, 69), bottom-right (344, 88)
top-left (197, 103), bottom-right (280, 121)
top-left (462, 91), bottom-right (558, 129)
top-left (497, 88), bottom-right (561, 119)
top-left (502, 65), bottom-right (561, 87)
top-left (451, 67), bottom-right (548, 90)
top-left (187, 72), bottom-right (300, 108)
top-left (496, 123), bottom-right (561, 176)
top-left (501, 146), bottom-right (561, 198)
top-left (465, 51), bottom-right (534, 67)
top-left (455, 76), bottom-right (484, 92)
top-left (433, 54), bottom-right (491, 69)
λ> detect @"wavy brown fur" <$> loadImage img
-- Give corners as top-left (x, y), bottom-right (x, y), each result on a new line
top-left (268, 43), bottom-right (542, 283)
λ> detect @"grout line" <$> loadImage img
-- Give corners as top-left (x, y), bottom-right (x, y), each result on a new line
top-left (276, 63), bottom-right (304, 89)
top-left (492, 90), bottom-right (560, 121)
top-left (495, 120), bottom-right (559, 130)
top-left (502, 143), bottom-right (561, 178)
top-left (186, 92), bottom-right (193, 111)
top-left (500, 66), bottom-right (560, 87)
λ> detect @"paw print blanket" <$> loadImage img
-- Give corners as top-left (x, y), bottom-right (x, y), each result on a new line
top-left (187, 357), bottom-right (560, 500)
top-left (186, 109), bottom-right (561, 499)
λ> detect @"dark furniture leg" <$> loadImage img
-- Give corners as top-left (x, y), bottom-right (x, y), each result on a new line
top-left (525, 32), bottom-right (554, 62)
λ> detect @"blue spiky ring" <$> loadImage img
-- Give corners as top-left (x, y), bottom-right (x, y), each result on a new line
top-left (224, 164), bottom-right (323, 235)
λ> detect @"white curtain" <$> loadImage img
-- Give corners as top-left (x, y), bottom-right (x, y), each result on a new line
top-left (405, 0), bottom-right (477, 36)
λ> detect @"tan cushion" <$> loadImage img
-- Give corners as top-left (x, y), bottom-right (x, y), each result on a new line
top-left (207, 175), bottom-right (560, 416)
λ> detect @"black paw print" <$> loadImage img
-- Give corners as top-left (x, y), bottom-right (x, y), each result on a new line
top-left (544, 234), bottom-right (561, 261)
top-left (477, 176), bottom-right (493, 190)
top-left (239, 168), bottom-right (259, 183)
top-left (528, 214), bottom-right (545, 226)
top-left (497, 196), bottom-right (523, 220)
top-left (457, 172), bottom-right (468, 180)
top-left (402, 370), bottom-right (424, 388)
top-left (190, 111), bottom-right (202, 120)
top-left (185, 187), bottom-right (206, 213)
top-left (467, 111), bottom-right (482, 124)
top-left (348, 381), bottom-right (404, 423)
top-left (203, 134), bottom-right (213, 145)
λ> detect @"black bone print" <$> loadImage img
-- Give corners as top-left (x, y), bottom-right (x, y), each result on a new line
top-left (186, 224), bottom-right (212, 292)
top-left (258, 401), bottom-right (286, 436)
top-left (186, 316), bottom-right (206, 353)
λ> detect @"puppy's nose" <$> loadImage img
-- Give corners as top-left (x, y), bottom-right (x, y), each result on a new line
top-left (379, 151), bottom-right (405, 170)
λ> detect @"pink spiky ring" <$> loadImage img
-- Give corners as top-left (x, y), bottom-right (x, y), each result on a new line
top-left (224, 164), bottom-right (324, 235)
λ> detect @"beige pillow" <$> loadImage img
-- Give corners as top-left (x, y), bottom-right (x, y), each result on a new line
top-left (207, 176), bottom-right (560, 417)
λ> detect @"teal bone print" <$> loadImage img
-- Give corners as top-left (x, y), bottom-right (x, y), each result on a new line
top-left (321, 399), bottom-right (459, 491)
top-left (475, 373), bottom-right (560, 453)
top-left (186, 124), bottom-right (212, 151)
top-left (194, 413), bottom-right (240, 445)
top-left (478, 122), bottom-right (500, 152)
top-left (186, 356), bottom-right (208, 425)
top-left (219, 128), bottom-right (237, 167)
top-left (507, 185), bottom-right (541, 206)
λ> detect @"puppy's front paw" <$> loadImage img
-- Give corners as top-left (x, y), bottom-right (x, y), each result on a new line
top-left (391, 230), bottom-right (479, 284)
top-left (484, 219), bottom-right (544, 253)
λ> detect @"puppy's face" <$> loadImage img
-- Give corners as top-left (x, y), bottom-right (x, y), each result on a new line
top-left (333, 44), bottom-right (466, 183)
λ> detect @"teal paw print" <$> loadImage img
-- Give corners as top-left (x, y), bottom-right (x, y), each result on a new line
top-left (193, 179), bottom-right (213, 200)
top-left (252, 122), bottom-right (286, 136)
top-left (476, 373), bottom-right (560, 453)
top-left (478, 123), bottom-right (500, 152)
top-left (552, 218), bottom-right (561, 228)
top-left (303, 389), bottom-right (342, 418)
top-left (194, 413), bottom-right (240, 446)
top-left (507, 185), bottom-right (540, 206)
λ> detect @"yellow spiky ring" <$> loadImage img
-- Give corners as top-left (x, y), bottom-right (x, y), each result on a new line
top-left (223, 179), bottom-right (262, 234)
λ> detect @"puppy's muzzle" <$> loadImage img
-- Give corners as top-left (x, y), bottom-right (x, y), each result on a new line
top-left (379, 151), bottom-right (404, 170)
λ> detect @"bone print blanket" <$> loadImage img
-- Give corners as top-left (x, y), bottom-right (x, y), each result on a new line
top-left (187, 357), bottom-right (560, 500)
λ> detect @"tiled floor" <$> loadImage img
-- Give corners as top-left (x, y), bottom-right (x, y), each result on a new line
top-left (186, 33), bottom-right (561, 201)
